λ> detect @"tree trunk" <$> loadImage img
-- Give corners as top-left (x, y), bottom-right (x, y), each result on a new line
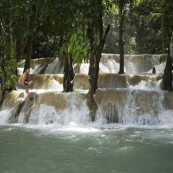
top-left (161, 13), bottom-right (165, 54)
top-left (17, 37), bottom-right (26, 61)
top-left (0, 19), bottom-right (6, 105)
top-left (161, 55), bottom-right (173, 91)
top-left (161, 31), bottom-right (173, 91)
top-left (88, 44), bottom-right (101, 121)
top-left (24, 2), bottom-right (36, 70)
top-left (63, 54), bottom-right (75, 92)
top-left (118, 5), bottom-right (125, 74)
top-left (0, 55), bottom-right (5, 105)
top-left (88, 0), bottom-right (110, 121)
top-left (16, 13), bottom-right (29, 62)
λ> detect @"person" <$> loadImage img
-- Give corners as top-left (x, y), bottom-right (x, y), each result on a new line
top-left (18, 68), bottom-right (33, 94)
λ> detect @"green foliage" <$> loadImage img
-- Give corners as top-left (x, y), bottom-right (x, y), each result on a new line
top-left (103, 13), bottom-right (119, 53)
top-left (0, 44), bottom-right (18, 91)
top-left (103, 0), bottom-right (118, 15)
top-left (114, 0), bottom-right (133, 8)
top-left (1, 0), bottom-right (173, 57)
top-left (59, 29), bottom-right (91, 65)
top-left (37, 36), bottom-right (60, 57)
top-left (126, 0), bottom-right (168, 54)
top-left (103, 0), bottom-right (173, 54)
top-left (4, 58), bottom-right (18, 91)
top-left (59, 43), bottom-right (68, 57)
top-left (5, 74), bottom-right (17, 91)
top-left (68, 30), bottom-right (91, 65)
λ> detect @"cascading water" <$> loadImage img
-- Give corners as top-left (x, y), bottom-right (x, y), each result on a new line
top-left (118, 90), bottom-right (165, 125)
top-left (0, 54), bottom-right (173, 173)
top-left (0, 53), bottom-right (172, 126)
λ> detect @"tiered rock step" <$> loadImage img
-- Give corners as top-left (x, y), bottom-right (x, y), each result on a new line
top-left (18, 54), bottom-right (167, 75)
top-left (1, 53), bottom-right (172, 124)
top-left (1, 88), bottom-right (173, 124)
top-left (25, 73), bottom-right (163, 90)
top-left (17, 53), bottom-right (167, 91)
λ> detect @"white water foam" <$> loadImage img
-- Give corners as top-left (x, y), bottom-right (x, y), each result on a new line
top-left (17, 68), bottom-right (23, 75)
top-left (99, 59), bottom-right (119, 73)
top-left (147, 62), bottom-right (165, 74)
top-left (42, 79), bottom-right (63, 91)
top-left (128, 79), bottom-right (162, 90)
top-left (31, 64), bottom-right (43, 74)
top-left (18, 95), bottom-right (103, 132)
top-left (117, 90), bottom-right (170, 125)
top-left (74, 62), bottom-right (89, 74)
top-left (43, 58), bottom-right (63, 74)
top-left (124, 59), bottom-right (138, 74)
top-left (23, 95), bottom-right (95, 133)
top-left (0, 108), bottom-right (13, 124)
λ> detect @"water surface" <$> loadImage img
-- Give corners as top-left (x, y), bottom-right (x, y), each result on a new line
top-left (0, 124), bottom-right (173, 173)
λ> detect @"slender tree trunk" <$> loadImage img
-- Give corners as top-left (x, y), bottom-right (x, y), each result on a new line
top-left (17, 14), bottom-right (28, 61)
top-left (161, 13), bottom-right (165, 54)
top-left (88, 0), bottom-right (102, 121)
top-left (58, 31), bottom-right (64, 67)
top-left (63, 53), bottom-right (75, 92)
top-left (88, 0), bottom-right (110, 121)
top-left (24, 2), bottom-right (36, 70)
top-left (118, 5), bottom-right (125, 74)
top-left (0, 19), bottom-right (6, 105)
top-left (161, 55), bottom-right (173, 91)
top-left (16, 14), bottom-right (29, 62)
top-left (161, 31), bottom-right (173, 91)
top-left (63, 31), bottom-right (75, 92)
top-left (17, 37), bottom-right (26, 61)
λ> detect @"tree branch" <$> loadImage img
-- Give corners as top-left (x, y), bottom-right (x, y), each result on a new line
top-left (102, 24), bottom-right (110, 51)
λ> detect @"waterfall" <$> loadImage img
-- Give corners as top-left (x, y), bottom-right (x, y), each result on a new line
top-left (1, 53), bottom-right (173, 126)
top-left (0, 108), bottom-right (13, 124)
top-left (27, 94), bottom-right (91, 126)
top-left (17, 54), bottom-right (167, 75)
